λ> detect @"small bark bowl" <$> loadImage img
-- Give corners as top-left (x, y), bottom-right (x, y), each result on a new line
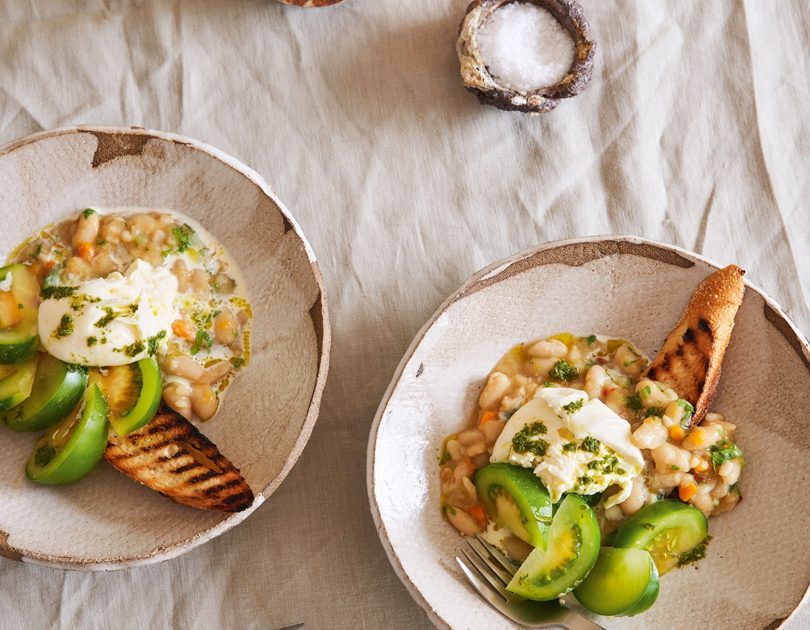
top-left (457, 0), bottom-right (596, 113)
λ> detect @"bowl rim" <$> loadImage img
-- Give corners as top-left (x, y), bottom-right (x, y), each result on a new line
top-left (0, 125), bottom-right (331, 570)
top-left (366, 234), bottom-right (809, 629)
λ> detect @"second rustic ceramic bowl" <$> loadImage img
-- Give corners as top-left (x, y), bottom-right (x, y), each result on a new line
top-left (368, 237), bottom-right (809, 629)
top-left (0, 126), bottom-right (330, 569)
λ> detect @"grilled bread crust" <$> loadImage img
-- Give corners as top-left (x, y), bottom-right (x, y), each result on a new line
top-left (105, 409), bottom-right (254, 512)
top-left (645, 265), bottom-right (745, 425)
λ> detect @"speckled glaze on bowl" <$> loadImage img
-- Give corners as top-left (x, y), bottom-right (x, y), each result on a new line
top-left (0, 126), bottom-right (330, 570)
top-left (368, 237), bottom-right (810, 629)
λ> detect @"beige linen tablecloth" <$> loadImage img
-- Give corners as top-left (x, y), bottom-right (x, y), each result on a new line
top-left (0, 1), bottom-right (808, 628)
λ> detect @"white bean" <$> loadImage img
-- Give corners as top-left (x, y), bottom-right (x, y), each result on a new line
top-left (457, 429), bottom-right (485, 448)
top-left (681, 425), bottom-right (723, 451)
top-left (445, 506), bottom-right (480, 537)
top-left (636, 378), bottom-right (678, 406)
top-left (584, 364), bottom-right (609, 399)
top-left (172, 259), bottom-right (190, 293)
top-left (632, 417), bottom-right (668, 450)
top-left (614, 344), bottom-right (643, 376)
top-left (72, 210), bottom-right (100, 248)
top-left (652, 442), bottom-right (691, 473)
top-left (164, 355), bottom-right (204, 381)
top-left (163, 381), bottom-right (193, 419)
top-left (190, 383), bottom-right (218, 421)
top-left (478, 372), bottom-right (510, 410)
top-left (199, 360), bottom-right (233, 384)
top-left (619, 477), bottom-right (648, 516)
top-left (526, 339), bottom-right (567, 359)
top-left (213, 309), bottom-right (239, 345)
top-left (481, 419), bottom-right (505, 446)
top-left (718, 459), bottom-right (742, 486)
top-left (190, 268), bottom-right (211, 293)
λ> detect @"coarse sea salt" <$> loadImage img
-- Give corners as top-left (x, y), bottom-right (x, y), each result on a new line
top-left (477, 2), bottom-right (575, 93)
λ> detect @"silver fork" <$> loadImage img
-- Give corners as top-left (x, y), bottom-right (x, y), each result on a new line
top-left (455, 536), bottom-right (604, 629)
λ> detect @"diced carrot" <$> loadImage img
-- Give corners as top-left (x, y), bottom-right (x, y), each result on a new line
top-left (76, 242), bottom-right (95, 261)
top-left (679, 480), bottom-right (698, 502)
top-left (172, 319), bottom-right (194, 340)
top-left (694, 459), bottom-right (709, 473)
top-left (43, 259), bottom-right (56, 273)
top-left (668, 425), bottom-right (686, 442)
top-left (468, 504), bottom-right (487, 530)
top-left (479, 410), bottom-right (498, 426)
top-left (0, 291), bottom-right (22, 329)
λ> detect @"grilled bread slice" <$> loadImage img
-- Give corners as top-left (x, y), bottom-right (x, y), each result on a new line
top-left (645, 265), bottom-right (745, 425)
top-left (105, 409), bottom-right (254, 512)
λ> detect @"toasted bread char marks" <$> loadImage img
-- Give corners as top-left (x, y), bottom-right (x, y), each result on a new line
top-left (105, 409), bottom-right (254, 512)
top-left (646, 265), bottom-right (746, 425)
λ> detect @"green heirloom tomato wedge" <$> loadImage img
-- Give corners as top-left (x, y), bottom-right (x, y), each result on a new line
top-left (4, 354), bottom-right (87, 431)
top-left (89, 357), bottom-right (161, 436)
top-left (0, 264), bottom-right (40, 363)
top-left (611, 499), bottom-right (709, 575)
top-left (0, 356), bottom-right (37, 411)
top-left (507, 494), bottom-right (601, 601)
top-left (474, 463), bottom-right (553, 549)
top-left (25, 383), bottom-right (110, 486)
top-left (574, 547), bottom-right (659, 616)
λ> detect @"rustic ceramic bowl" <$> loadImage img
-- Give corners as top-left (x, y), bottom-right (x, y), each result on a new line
top-left (368, 237), bottom-right (809, 629)
top-left (0, 126), bottom-right (330, 570)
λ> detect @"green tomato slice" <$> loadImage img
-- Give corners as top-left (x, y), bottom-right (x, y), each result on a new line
top-left (0, 356), bottom-right (37, 411)
top-left (474, 463), bottom-right (553, 549)
top-left (4, 354), bottom-right (87, 431)
top-left (507, 494), bottom-right (601, 601)
top-left (89, 357), bottom-right (162, 436)
top-left (25, 383), bottom-right (110, 486)
top-left (574, 547), bottom-right (659, 616)
top-left (0, 264), bottom-right (40, 363)
top-left (611, 499), bottom-right (709, 575)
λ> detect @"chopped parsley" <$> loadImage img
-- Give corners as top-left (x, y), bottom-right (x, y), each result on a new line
top-left (116, 340), bottom-right (145, 358)
top-left (86, 336), bottom-right (97, 347)
top-left (587, 460), bottom-right (600, 470)
top-left (54, 314), bottom-right (74, 338)
top-left (147, 330), bottom-right (167, 356)
top-left (562, 442), bottom-right (577, 453)
top-left (601, 455), bottom-right (624, 475)
top-left (645, 406), bottom-right (666, 418)
top-left (549, 360), bottom-right (578, 382)
top-left (562, 399), bottom-right (584, 414)
top-left (81, 208), bottom-right (96, 219)
top-left (512, 422), bottom-right (549, 457)
top-left (95, 307), bottom-right (117, 328)
top-left (230, 356), bottom-right (246, 368)
top-left (190, 329), bottom-right (213, 355)
top-left (585, 335), bottom-right (597, 345)
top-left (171, 224), bottom-right (195, 253)
top-left (625, 393), bottom-right (644, 412)
top-left (675, 399), bottom-right (695, 428)
top-left (678, 536), bottom-right (711, 567)
top-left (579, 436), bottom-right (601, 454)
top-left (710, 439), bottom-right (743, 471)
top-left (42, 284), bottom-right (77, 300)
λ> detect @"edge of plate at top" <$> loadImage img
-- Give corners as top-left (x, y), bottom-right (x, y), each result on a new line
top-left (0, 125), bottom-right (331, 570)
top-left (366, 235), bottom-right (810, 629)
